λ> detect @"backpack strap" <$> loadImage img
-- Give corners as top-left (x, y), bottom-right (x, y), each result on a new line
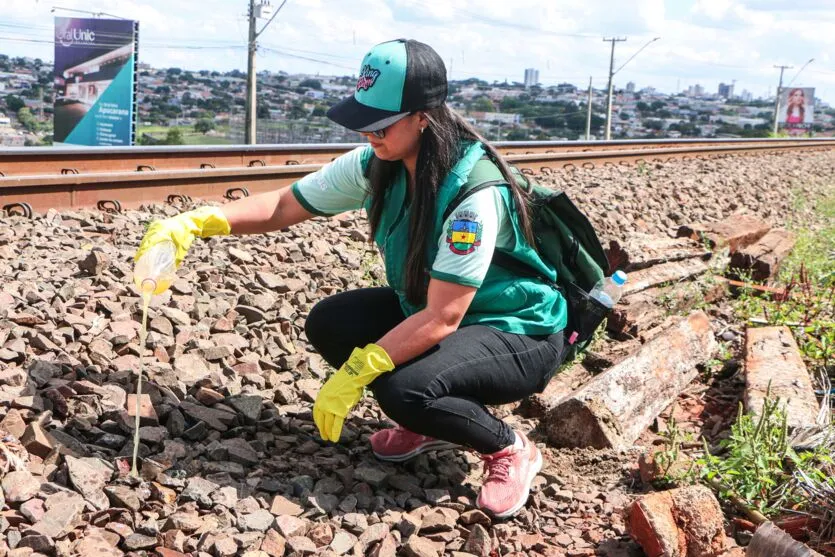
top-left (441, 158), bottom-right (507, 222)
top-left (442, 158), bottom-right (557, 286)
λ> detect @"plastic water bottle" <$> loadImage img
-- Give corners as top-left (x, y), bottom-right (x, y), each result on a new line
top-left (133, 240), bottom-right (177, 296)
top-left (589, 270), bottom-right (628, 308)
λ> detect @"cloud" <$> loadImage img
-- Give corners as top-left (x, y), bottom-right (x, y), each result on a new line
top-left (0, 0), bottom-right (833, 103)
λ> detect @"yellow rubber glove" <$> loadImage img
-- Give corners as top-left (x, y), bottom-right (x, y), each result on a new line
top-left (134, 206), bottom-right (231, 268)
top-left (313, 343), bottom-right (395, 442)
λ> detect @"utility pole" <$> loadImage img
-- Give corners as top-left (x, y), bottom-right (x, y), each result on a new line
top-left (603, 37), bottom-right (626, 141)
top-left (245, 0), bottom-right (257, 144)
top-left (772, 64), bottom-right (792, 135)
top-left (245, 0), bottom-right (287, 145)
top-left (585, 77), bottom-right (593, 141)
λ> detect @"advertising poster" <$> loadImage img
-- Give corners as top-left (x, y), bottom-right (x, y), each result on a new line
top-left (54, 17), bottom-right (138, 146)
top-left (780, 87), bottom-right (815, 130)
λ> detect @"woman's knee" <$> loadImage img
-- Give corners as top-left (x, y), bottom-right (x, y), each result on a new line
top-left (371, 372), bottom-right (428, 425)
top-left (304, 297), bottom-right (333, 350)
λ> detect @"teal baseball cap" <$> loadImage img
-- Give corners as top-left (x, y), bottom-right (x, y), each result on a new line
top-left (327, 39), bottom-right (448, 132)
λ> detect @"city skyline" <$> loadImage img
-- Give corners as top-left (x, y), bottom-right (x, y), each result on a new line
top-left (0, 0), bottom-right (833, 103)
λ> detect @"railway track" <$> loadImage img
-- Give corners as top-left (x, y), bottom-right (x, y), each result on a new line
top-left (1, 138), bottom-right (833, 213)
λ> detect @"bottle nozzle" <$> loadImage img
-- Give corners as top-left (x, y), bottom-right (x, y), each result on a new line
top-left (140, 278), bottom-right (157, 294)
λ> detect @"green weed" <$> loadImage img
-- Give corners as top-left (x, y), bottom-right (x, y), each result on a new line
top-left (690, 397), bottom-right (833, 516)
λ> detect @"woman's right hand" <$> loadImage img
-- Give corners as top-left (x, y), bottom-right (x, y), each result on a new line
top-left (135, 206), bottom-right (231, 267)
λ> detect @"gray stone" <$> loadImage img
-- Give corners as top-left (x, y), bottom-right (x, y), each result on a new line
top-left (173, 354), bottom-right (211, 385)
top-left (198, 345), bottom-right (233, 361)
top-left (403, 537), bottom-right (440, 557)
top-left (27, 360), bottom-right (60, 388)
top-left (286, 536), bottom-right (316, 555)
top-left (19, 498), bottom-right (45, 523)
top-left (65, 456), bottom-right (111, 505)
top-left (180, 401), bottom-right (236, 431)
top-left (78, 249), bottom-right (110, 276)
top-left (227, 395), bottom-right (262, 422)
top-left (210, 486), bottom-right (238, 508)
top-left (353, 465), bottom-right (389, 488)
top-left (330, 530), bottom-right (358, 555)
top-left (238, 509), bottom-right (275, 532)
top-left (104, 485), bottom-right (141, 511)
top-left (255, 271), bottom-right (284, 290)
top-left (123, 533), bottom-right (158, 551)
top-left (2, 471), bottom-right (40, 503)
top-left (29, 492), bottom-right (85, 538)
top-left (17, 535), bottom-right (54, 553)
top-left (234, 305), bottom-right (267, 324)
top-left (463, 524), bottom-right (492, 556)
top-left (220, 438), bottom-right (259, 465)
top-left (274, 515), bottom-right (307, 538)
top-left (166, 408), bottom-right (186, 437)
top-left (359, 523), bottom-right (389, 550)
top-left (181, 477), bottom-right (219, 507)
top-left (160, 306), bottom-right (191, 327)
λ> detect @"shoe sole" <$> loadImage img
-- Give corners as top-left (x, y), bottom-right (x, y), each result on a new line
top-left (489, 445), bottom-right (544, 519)
top-left (372, 440), bottom-right (459, 463)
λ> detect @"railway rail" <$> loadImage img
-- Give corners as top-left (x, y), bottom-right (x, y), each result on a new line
top-left (1, 138), bottom-right (833, 213)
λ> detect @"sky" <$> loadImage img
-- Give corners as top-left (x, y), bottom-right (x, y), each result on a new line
top-left (1, 0), bottom-right (834, 104)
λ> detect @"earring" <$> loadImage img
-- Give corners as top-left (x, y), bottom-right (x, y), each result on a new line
top-left (420, 127), bottom-right (425, 134)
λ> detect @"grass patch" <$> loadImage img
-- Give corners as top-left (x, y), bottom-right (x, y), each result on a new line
top-left (137, 125), bottom-right (235, 146)
top-left (692, 398), bottom-right (833, 517)
top-left (732, 191), bottom-right (835, 379)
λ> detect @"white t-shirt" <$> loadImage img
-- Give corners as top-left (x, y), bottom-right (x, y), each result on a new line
top-left (291, 146), bottom-right (514, 288)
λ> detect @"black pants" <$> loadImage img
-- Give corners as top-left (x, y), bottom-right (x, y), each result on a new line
top-left (304, 287), bottom-right (567, 454)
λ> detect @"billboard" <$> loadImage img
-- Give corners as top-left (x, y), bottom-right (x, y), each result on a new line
top-left (54, 17), bottom-right (138, 146)
top-left (780, 87), bottom-right (815, 129)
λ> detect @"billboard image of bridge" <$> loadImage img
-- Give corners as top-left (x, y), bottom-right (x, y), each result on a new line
top-left (53, 17), bottom-right (138, 146)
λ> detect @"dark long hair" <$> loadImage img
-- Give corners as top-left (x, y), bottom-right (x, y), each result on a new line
top-left (365, 105), bottom-right (536, 306)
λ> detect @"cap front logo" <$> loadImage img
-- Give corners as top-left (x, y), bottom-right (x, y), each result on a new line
top-left (356, 64), bottom-right (381, 91)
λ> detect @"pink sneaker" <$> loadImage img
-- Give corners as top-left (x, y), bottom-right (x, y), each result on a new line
top-left (477, 431), bottom-right (543, 518)
top-left (370, 425), bottom-right (458, 462)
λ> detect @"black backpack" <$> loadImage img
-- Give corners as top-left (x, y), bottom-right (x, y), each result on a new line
top-left (442, 157), bottom-right (611, 360)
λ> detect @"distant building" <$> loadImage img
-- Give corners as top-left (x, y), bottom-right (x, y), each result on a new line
top-left (556, 82), bottom-right (577, 94)
top-left (718, 82), bottom-right (734, 99)
top-left (740, 89), bottom-right (753, 102)
top-left (471, 111), bottom-right (521, 125)
top-left (687, 84), bottom-right (705, 98)
top-left (626, 81), bottom-right (635, 93)
top-left (523, 68), bottom-right (539, 88)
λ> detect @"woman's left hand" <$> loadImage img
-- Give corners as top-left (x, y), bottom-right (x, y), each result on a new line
top-left (313, 344), bottom-right (395, 442)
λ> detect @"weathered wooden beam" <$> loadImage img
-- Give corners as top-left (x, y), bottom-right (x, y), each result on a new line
top-left (608, 287), bottom-right (668, 338)
top-left (744, 326), bottom-right (820, 430)
top-left (730, 228), bottom-right (796, 281)
top-left (544, 311), bottom-right (717, 450)
top-left (747, 522), bottom-right (824, 557)
top-left (518, 364), bottom-right (592, 418)
top-left (677, 214), bottom-right (771, 252)
top-left (621, 258), bottom-right (710, 297)
top-left (606, 233), bottom-right (711, 272)
top-left (609, 276), bottom-right (729, 338)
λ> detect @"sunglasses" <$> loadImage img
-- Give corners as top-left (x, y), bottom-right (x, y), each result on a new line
top-left (368, 112), bottom-right (417, 139)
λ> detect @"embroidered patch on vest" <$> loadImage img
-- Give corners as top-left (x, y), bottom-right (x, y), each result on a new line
top-left (356, 64), bottom-right (381, 91)
top-left (446, 211), bottom-right (483, 255)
